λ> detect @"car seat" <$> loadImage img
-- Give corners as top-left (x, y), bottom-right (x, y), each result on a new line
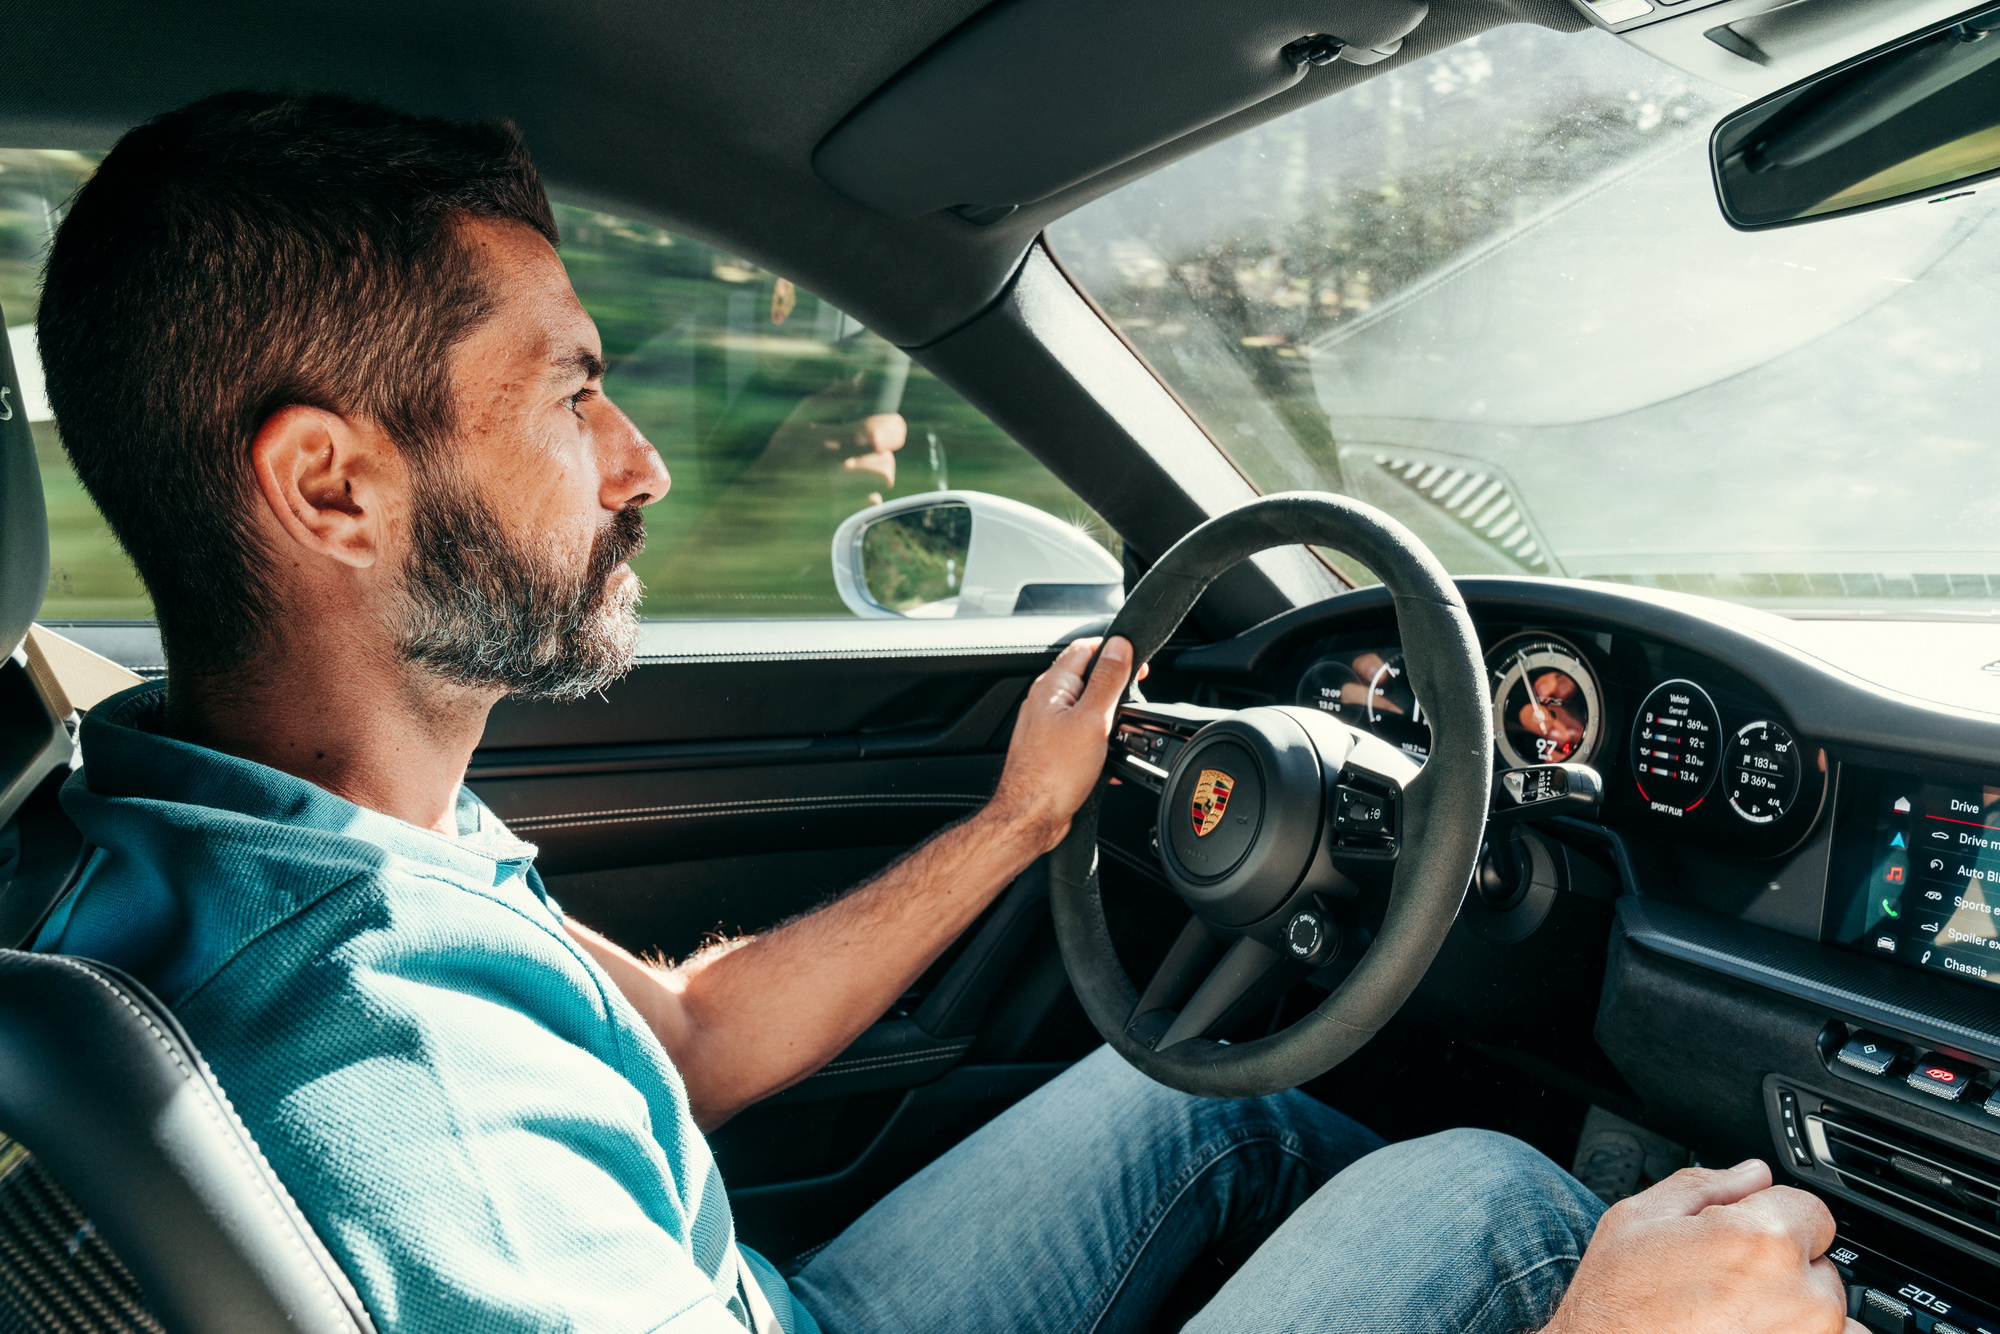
top-left (0, 309), bottom-right (374, 1333)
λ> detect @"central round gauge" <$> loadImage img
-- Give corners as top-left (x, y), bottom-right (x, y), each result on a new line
top-left (1488, 634), bottom-right (1603, 768)
top-left (1630, 679), bottom-right (1721, 817)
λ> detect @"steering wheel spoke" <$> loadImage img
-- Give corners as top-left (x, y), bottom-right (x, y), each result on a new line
top-left (1127, 917), bottom-right (1296, 1051)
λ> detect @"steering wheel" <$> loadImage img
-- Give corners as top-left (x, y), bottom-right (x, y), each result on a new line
top-left (1050, 492), bottom-right (1493, 1099)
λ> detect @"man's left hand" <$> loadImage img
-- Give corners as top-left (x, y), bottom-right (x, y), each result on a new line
top-left (988, 636), bottom-right (1141, 854)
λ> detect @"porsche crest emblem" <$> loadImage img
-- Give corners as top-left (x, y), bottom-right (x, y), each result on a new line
top-left (1190, 769), bottom-right (1235, 838)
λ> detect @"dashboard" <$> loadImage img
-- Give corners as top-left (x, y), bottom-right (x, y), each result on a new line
top-left (1151, 575), bottom-right (2000, 1291)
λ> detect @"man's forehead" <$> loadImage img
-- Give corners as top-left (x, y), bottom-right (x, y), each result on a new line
top-left (456, 216), bottom-right (601, 371)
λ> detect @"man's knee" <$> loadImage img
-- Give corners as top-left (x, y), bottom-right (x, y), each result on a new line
top-left (1332, 1128), bottom-right (1603, 1259)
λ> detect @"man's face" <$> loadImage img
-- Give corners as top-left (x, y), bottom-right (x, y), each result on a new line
top-left (393, 217), bottom-right (670, 701)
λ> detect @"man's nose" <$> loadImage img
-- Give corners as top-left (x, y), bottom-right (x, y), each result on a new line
top-left (599, 396), bottom-right (670, 506)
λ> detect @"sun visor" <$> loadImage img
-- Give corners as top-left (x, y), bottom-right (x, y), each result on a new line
top-left (812, 0), bottom-right (1428, 220)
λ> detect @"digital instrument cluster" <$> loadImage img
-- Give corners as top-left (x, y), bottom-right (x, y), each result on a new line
top-left (1629, 678), bottom-right (1804, 827)
top-left (1294, 626), bottom-right (1812, 836)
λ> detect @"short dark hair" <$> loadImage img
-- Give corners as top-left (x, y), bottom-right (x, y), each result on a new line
top-left (38, 90), bottom-right (559, 679)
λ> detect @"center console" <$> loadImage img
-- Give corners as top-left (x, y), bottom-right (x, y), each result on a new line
top-left (1831, 1229), bottom-right (2000, 1334)
top-left (1749, 763), bottom-right (2000, 1326)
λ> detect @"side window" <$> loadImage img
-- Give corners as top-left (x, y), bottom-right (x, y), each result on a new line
top-left (552, 198), bottom-right (1114, 617)
top-left (4, 149), bottom-right (151, 620)
top-left (5, 156), bottom-right (1111, 625)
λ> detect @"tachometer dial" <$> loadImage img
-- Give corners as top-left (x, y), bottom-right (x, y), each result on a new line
top-left (1630, 679), bottom-right (1721, 817)
top-left (1725, 720), bottom-right (1802, 824)
top-left (1489, 635), bottom-right (1602, 768)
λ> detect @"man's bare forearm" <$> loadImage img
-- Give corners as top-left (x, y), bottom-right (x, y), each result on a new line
top-left (568, 804), bottom-right (1050, 1128)
top-left (568, 635), bottom-right (1135, 1129)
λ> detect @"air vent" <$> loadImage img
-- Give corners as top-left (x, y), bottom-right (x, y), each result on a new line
top-left (1806, 1107), bottom-right (2000, 1250)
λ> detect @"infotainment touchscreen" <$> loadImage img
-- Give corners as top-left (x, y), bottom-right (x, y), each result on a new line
top-left (1830, 771), bottom-right (2000, 987)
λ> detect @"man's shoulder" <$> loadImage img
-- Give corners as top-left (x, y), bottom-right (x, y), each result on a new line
top-left (50, 794), bottom-right (570, 1009)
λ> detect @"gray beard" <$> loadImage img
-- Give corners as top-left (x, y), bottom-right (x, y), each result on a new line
top-left (394, 468), bottom-right (645, 702)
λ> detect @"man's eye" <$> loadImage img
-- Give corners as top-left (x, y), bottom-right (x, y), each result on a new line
top-left (566, 387), bottom-right (600, 417)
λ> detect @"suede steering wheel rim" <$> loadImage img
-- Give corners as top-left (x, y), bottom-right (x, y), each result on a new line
top-left (1049, 492), bottom-right (1493, 1100)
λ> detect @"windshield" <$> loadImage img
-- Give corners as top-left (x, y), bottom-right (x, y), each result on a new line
top-left (1048, 25), bottom-right (2000, 618)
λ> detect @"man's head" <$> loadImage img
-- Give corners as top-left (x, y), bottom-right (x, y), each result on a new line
top-left (39, 91), bottom-right (667, 700)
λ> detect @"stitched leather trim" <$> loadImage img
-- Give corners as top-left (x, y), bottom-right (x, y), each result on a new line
top-left (35, 956), bottom-right (374, 1333)
top-left (809, 1043), bottom-right (972, 1080)
top-left (509, 793), bottom-right (986, 834)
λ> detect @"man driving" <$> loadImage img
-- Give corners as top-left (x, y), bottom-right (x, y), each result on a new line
top-left (31, 91), bottom-right (1862, 1333)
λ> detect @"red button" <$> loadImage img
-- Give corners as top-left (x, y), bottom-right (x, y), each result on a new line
top-left (1908, 1056), bottom-right (1975, 1102)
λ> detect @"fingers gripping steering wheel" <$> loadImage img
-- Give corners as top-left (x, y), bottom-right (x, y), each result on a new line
top-left (1050, 493), bottom-right (1493, 1100)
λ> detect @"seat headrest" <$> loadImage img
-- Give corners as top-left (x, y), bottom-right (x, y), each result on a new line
top-left (0, 309), bottom-right (48, 662)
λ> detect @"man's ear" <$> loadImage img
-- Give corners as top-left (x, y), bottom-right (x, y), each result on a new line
top-left (248, 405), bottom-right (394, 571)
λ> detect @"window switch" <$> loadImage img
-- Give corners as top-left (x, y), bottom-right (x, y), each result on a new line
top-left (1907, 1056), bottom-right (1975, 1102)
top-left (1836, 1032), bottom-right (1901, 1077)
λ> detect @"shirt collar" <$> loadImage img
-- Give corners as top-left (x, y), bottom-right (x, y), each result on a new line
top-left (76, 681), bottom-right (539, 879)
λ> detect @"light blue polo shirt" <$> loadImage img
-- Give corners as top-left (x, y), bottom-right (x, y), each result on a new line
top-left (37, 682), bottom-right (815, 1334)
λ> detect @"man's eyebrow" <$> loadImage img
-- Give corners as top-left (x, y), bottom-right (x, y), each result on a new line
top-left (551, 348), bottom-right (607, 381)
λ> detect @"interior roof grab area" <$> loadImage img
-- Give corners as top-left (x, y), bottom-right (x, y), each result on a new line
top-left (812, 0), bottom-right (1430, 221)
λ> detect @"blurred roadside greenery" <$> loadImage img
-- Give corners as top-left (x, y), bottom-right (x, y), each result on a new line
top-left (5, 148), bottom-right (1105, 622)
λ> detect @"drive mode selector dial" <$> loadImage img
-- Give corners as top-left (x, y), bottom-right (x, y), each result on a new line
top-left (1630, 679), bottom-right (1721, 817)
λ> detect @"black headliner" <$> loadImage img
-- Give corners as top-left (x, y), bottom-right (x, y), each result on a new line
top-left (4, 0), bottom-right (1584, 346)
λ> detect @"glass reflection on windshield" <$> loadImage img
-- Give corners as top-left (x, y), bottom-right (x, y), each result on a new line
top-left (1048, 26), bottom-right (2000, 618)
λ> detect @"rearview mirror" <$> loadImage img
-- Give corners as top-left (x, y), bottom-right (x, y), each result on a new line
top-left (1713, 4), bottom-right (2000, 229)
top-left (831, 491), bottom-right (1123, 619)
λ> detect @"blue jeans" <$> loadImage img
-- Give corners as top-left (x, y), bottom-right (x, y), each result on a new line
top-left (790, 1046), bottom-right (1606, 1333)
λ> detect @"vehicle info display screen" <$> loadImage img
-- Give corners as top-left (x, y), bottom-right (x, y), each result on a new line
top-left (1831, 773), bottom-right (2000, 987)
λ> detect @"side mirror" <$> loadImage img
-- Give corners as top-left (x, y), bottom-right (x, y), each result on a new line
top-left (1713, 5), bottom-right (2000, 229)
top-left (831, 491), bottom-right (1123, 619)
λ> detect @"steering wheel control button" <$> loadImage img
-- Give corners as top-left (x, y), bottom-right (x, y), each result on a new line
top-left (1165, 742), bottom-right (1264, 882)
top-left (1836, 1033), bottom-right (1903, 1077)
top-left (1334, 785), bottom-right (1391, 837)
top-left (1906, 1056), bottom-right (1974, 1102)
top-left (1859, 1289), bottom-right (1914, 1334)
